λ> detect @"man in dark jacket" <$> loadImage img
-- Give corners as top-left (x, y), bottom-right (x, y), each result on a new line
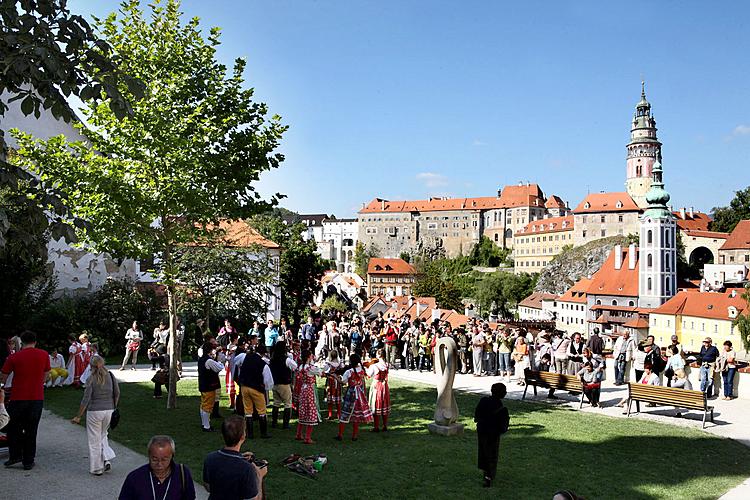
top-left (586, 328), bottom-right (604, 356)
top-left (474, 383), bottom-right (510, 488)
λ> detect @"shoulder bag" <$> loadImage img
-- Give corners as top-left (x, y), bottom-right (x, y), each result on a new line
top-left (109, 372), bottom-right (121, 430)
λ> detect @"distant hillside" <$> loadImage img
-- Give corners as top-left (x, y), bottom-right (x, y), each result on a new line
top-left (534, 236), bottom-right (630, 295)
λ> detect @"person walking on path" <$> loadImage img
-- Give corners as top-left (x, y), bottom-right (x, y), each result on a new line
top-left (474, 382), bottom-right (510, 488)
top-left (119, 435), bottom-right (197, 500)
top-left (203, 415), bottom-right (266, 500)
top-left (70, 355), bottom-right (120, 475)
top-left (120, 321), bottom-right (143, 371)
top-left (1, 330), bottom-right (50, 471)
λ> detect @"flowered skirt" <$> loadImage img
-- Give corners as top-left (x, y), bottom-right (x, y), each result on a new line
top-left (368, 380), bottom-right (390, 416)
top-left (297, 382), bottom-right (321, 426)
top-left (339, 385), bottom-right (373, 424)
top-left (325, 375), bottom-right (342, 404)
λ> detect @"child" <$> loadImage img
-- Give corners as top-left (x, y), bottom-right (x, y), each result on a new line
top-left (366, 348), bottom-right (391, 432)
top-left (295, 349), bottom-right (322, 444)
top-left (336, 353), bottom-right (373, 441)
top-left (323, 351), bottom-right (343, 420)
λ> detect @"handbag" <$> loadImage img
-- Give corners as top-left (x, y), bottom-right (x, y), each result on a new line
top-left (109, 372), bottom-right (120, 430)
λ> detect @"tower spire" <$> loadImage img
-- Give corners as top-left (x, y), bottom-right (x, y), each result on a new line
top-left (641, 79), bottom-right (645, 98)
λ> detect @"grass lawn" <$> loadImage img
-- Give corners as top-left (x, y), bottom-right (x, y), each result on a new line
top-left (45, 378), bottom-right (750, 499)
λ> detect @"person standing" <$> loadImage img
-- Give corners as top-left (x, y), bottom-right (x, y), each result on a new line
top-left (198, 343), bottom-right (223, 432)
top-left (471, 327), bottom-right (485, 377)
top-left (70, 355), bottom-right (119, 475)
top-left (238, 345), bottom-right (274, 439)
top-left (202, 416), bottom-right (266, 500)
top-left (567, 332), bottom-right (585, 375)
top-left (698, 337), bottom-right (720, 395)
top-left (336, 353), bottom-right (373, 441)
top-left (119, 435), bottom-right (196, 500)
top-left (474, 383), bottom-right (510, 488)
top-left (269, 341), bottom-right (297, 429)
top-left (718, 340), bottom-right (737, 400)
top-left (366, 349), bottom-right (391, 432)
top-left (120, 321), bottom-right (143, 371)
top-left (294, 349), bottom-right (322, 444)
top-left (613, 331), bottom-right (635, 385)
top-left (586, 328), bottom-right (604, 356)
top-left (264, 319), bottom-right (279, 349)
top-left (1, 330), bottom-right (50, 470)
top-left (383, 319), bottom-right (399, 369)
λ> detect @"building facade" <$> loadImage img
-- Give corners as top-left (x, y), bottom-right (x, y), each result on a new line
top-left (513, 215), bottom-right (574, 274)
top-left (366, 258), bottom-right (417, 297)
top-left (719, 220), bottom-right (750, 266)
top-left (321, 218), bottom-right (359, 272)
top-left (572, 192), bottom-right (641, 246)
top-left (626, 83), bottom-right (662, 208)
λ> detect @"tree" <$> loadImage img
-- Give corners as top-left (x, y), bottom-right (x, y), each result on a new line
top-left (13, 0), bottom-right (285, 409)
top-left (250, 214), bottom-right (326, 328)
top-left (473, 271), bottom-right (537, 318)
top-left (711, 186), bottom-right (750, 233)
top-left (174, 245), bottom-right (277, 329)
top-left (321, 296), bottom-right (348, 313)
top-left (354, 241), bottom-right (379, 278)
top-left (735, 285), bottom-right (750, 356)
top-left (468, 236), bottom-right (511, 267)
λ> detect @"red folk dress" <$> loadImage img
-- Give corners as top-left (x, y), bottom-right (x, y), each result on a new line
top-left (296, 364), bottom-right (322, 426)
top-left (366, 361), bottom-right (391, 416)
top-left (324, 360), bottom-right (342, 404)
top-left (339, 367), bottom-right (373, 424)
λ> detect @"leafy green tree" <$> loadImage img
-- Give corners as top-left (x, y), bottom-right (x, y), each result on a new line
top-left (174, 245), bottom-right (277, 329)
top-left (735, 285), bottom-right (750, 356)
top-left (13, 0), bottom-right (285, 408)
top-left (711, 186), bottom-right (750, 233)
top-left (354, 241), bottom-right (379, 278)
top-left (250, 214), bottom-right (326, 328)
top-left (321, 296), bottom-right (349, 313)
top-left (412, 264), bottom-right (464, 311)
top-left (468, 236), bottom-right (511, 267)
top-left (473, 271), bottom-right (537, 318)
top-left (399, 251), bottom-right (411, 263)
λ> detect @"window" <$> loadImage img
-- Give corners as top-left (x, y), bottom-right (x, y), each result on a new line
top-left (582, 230), bottom-right (587, 238)
top-left (618, 215), bottom-right (623, 222)
top-left (647, 278), bottom-right (652, 291)
top-left (600, 229), bottom-right (606, 237)
top-left (366, 227), bottom-right (377, 235)
top-left (647, 230), bottom-right (653, 244)
top-left (600, 215), bottom-right (605, 223)
top-left (427, 223), bottom-right (437, 230)
top-left (647, 254), bottom-right (653, 267)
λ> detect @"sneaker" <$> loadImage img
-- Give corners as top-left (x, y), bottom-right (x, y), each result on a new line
top-left (104, 462), bottom-right (111, 472)
top-left (201, 427), bottom-right (214, 432)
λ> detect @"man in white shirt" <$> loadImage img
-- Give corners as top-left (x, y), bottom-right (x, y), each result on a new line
top-left (471, 328), bottom-right (486, 376)
top-left (46, 348), bottom-right (67, 387)
top-left (613, 331), bottom-right (636, 385)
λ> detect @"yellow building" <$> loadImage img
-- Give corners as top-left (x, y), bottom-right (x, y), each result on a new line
top-left (514, 215), bottom-right (574, 274)
top-left (649, 289), bottom-right (747, 354)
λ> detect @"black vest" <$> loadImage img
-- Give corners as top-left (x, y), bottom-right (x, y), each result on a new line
top-left (198, 354), bottom-right (220, 393)
top-left (239, 353), bottom-right (267, 393)
top-left (270, 356), bottom-right (291, 386)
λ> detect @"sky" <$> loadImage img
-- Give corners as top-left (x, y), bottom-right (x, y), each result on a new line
top-left (71, 1), bottom-right (750, 218)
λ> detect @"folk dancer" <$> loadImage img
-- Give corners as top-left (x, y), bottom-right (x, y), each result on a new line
top-left (198, 342), bottom-right (224, 432)
top-left (63, 335), bottom-right (80, 386)
top-left (294, 349), bottom-right (322, 444)
top-left (336, 353), bottom-right (373, 442)
top-left (366, 349), bottom-right (391, 432)
top-left (323, 350), bottom-right (343, 420)
top-left (238, 345), bottom-right (274, 439)
top-left (120, 321), bottom-right (143, 371)
top-left (269, 341), bottom-right (297, 429)
top-left (47, 347), bottom-right (67, 387)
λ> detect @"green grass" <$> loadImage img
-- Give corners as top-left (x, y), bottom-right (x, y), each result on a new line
top-left (45, 378), bottom-right (750, 499)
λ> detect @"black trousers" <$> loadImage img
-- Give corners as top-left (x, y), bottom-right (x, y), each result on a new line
top-left (477, 431), bottom-right (501, 479)
top-left (7, 400), bottom-right (44, 465)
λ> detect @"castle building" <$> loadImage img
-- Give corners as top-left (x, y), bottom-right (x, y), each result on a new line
top-left (513, 215), bottom-right (574, 273)
top-left (626, 82), bottom-right (662, 208)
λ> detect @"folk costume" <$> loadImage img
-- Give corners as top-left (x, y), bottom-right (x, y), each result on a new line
top-left (294, 362), bottom-right (322, 444)
top-left (337, 366), bottom-right (373, 441)
top-left (323, 359), bottom-right (343, 420)
top-left (238, 351), bottom-right (274, 439)
top-left (120, 327), bottom-right (143, 370)
top-left (366, 359), bottom-right (391, 432)
top-left (47, 352), bottom-right (67, 387)
top-left (270, 354), bottom-right (297, 429)
top-left (198, 351), bottom-right (223, 431)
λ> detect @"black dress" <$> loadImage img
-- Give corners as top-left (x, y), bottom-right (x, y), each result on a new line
top-left (474, 396), bottom-right (509, 479)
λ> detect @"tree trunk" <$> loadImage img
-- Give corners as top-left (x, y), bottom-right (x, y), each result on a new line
top-left (167, 285), bottom-right (179, 409)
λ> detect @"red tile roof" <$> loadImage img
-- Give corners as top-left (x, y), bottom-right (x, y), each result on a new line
top-left (652, 290), bottom-right (747, 321)
top-left (622, 317), bottom-right (650, 329)
top-left (573, 192), bottom-right (640, 214)
top-left (587, 247), bottom-right (639, 297)
top-left (545, 195), bottom-right (567, 209)
top-left (682, 230), bottom-right (728, 240)
top-left (673, 210), bottom-right (712, 231)
top-left (518, 215), bottom-right (574, 235)
top-left (519, 291), bottom-right (557, 310)
top-left (720, 220), bottom-right (750, 250)
top-left (558, 278), bottom-right (593, 304)
top-left (367, 258), bottom-right (416, 275)
top-left (358, 184), bottom-right (545, 214)
top-left (215, 220), bottom-right (280, 249)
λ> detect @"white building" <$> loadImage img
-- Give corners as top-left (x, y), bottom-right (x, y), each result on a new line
top-left (321, 218), bottom-right (358, 273)
top-left (517, 292), bottom-right (556, 321)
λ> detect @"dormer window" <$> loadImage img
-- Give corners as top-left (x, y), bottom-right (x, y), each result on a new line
top-left (616, 201), bottom-right (623, 208)
top-left (374, 265), bottom-right (382, 271)
top-left (728, 306), bottom-right (738, 318)
top-left (584, 202), bottom-right (590, 209)
top-left (385, 265), bottom-right (392, 271)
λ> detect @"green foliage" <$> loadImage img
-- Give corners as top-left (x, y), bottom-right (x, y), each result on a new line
top-left (354, 241), bottom-right (378, 278)
top-left (412, 258), bottom-right (466, 311)
top-left (174, 245), bottom-right (277, 329)
top-left (321, 296), bottom-right (349, 313)
top-left (399, 251), bottom-right (411, 263)
top-left (468, 236), bottom-right (511, 267)
top-left (735, 285), bottom-right (750, 355)
top-left (711, 186), bottom-right (750, 233)
top-left (473, 271), bottom-right (537, 318)
top-left (250, 214), bottom-right (326, 327)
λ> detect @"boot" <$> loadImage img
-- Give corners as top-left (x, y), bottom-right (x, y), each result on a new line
top-left (271, 407), bottom-right (279, 428)
top-left (282, 408), bottom-right (291, 429)
top-left (246, 417), bottom-right (254, 439)
top-left (211, 401), bottom-right (221, 419)
top-left (259, 415), bottom-right (271, 438)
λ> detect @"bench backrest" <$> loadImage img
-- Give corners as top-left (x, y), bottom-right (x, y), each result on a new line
top-left (628, 383), bottom-right (707, 409)
top-left (525, 369), bottom-right (582, 391)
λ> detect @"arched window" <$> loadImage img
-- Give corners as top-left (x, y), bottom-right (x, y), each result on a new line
top-left (647, 278), bottom-right (652, 291)
top-left (596, 300), bottom-right (602, 305)
top-left (665, 278), bottom-right (671, 295)
top-left (665, 254), bottom-right (670, 271)
top-left (647, 230), bottom-right (653, 244)
top-left (612, 300), bottom-right (618, 306)
top-left (628, 301), bottom-right (635, 307)
top-left (647, 254), bottom-right (653, 267)
top-left (494, 233), bottom-right (499, 242)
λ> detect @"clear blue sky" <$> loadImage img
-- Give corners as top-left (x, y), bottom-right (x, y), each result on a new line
top-left (72, 1), bottom-right (750, 218)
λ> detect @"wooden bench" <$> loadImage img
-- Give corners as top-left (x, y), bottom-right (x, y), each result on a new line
top-left (522, 369), bottom-right (587, 408)
top-left (627, 383), bottom-right (714, 428)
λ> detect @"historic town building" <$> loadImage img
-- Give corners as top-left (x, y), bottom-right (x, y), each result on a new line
top-left (626, 82), bottom-right (662, 208)
top-left (366, 257), bottom-right (417, 297)
top-left (513, 215), bottom-right (574, 273)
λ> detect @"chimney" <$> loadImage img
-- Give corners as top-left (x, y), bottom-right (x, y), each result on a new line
top-left (431, 308), bottom-right (441, 322)
top-left (628, 243), bottom-right (637, 269)
top-left (381, 200), bottom-right (385, 211)
top-left (614, 245), bottom-right (623, 270)
top-left (689, 206), bottom-right (695, 218)
top-left (680, 207), bottom-right (686, 220)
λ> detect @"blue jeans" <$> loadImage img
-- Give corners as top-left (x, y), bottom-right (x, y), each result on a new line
top-left (699, 363), bottom-right (715, 394)
top-left (615, 355), bottom-right (627, 384)
top-left (497, 352), bottom-right (511, 373)
top-left (722, 368), bottom-right (736, 398)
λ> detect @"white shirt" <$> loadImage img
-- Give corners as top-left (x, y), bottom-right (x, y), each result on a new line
top-left (125, 328), bottom-right (143, 341)
top-left (342, 366), bottom-right (365, 384)
top-left (285, 356), bottom-right (298, 372)
top-left (49, 353), bottom-right (65, 369)
top-left (260, 364), bottom-right (275, 391)
top-left (366, 360), bottom-right (387, 377)
top-left (205, 358), bottom-right (224, 373)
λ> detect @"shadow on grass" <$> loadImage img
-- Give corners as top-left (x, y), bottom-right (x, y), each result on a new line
top-left (44, 378), bottom-right (750, 500)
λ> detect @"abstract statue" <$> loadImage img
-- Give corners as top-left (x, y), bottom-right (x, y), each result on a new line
top-left (427, 336), bottom-right (464, 435)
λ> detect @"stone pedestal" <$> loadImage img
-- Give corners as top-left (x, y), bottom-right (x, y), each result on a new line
top-left (427, 422), bottom-right (464, 436)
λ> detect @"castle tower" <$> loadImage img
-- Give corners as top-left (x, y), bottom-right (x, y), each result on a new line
top-left (638, 154), bottom-right (677, 309)
top-left (626, 82), bottom-right (662, 208)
